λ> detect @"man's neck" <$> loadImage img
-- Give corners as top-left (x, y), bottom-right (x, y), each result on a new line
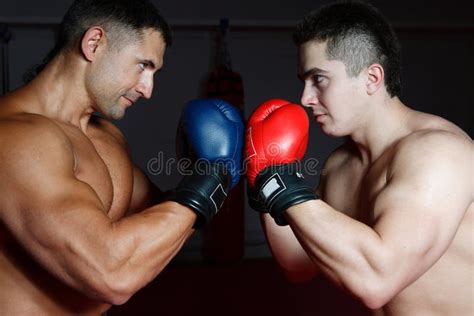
top-left (350, 96), bottom-right (412, 164)
top-left (16, 54), bottom-right (95, 131)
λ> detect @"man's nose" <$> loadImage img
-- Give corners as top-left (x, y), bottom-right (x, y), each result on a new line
top-left (300, 83), bottom-right (318, 108)
top-left (136, 75), bottom-right (154, 99)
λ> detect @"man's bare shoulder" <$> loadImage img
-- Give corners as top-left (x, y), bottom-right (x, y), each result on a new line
top-left (398, 126), bottom-right (471, 157)
top-left (0, 113), bottom-right (75, 168)
top-left (390, 108), bottom-right (471, 169)
top-left (390, 128), bottom-right (473, 183)
top-left (410, 109), bottom-right (471, 139)
top-left (0, 112), bottom-right (69, 139)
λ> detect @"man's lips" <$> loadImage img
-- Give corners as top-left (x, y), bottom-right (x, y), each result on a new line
top-left (313, 111), bottom-right (327, 117)
top-left (122, 96), bottom-right (137, 105)
top-left (313, 112), bottom-right (327, 123)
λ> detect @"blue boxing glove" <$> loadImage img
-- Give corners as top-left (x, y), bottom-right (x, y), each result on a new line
top-left (170, 98), bottom-right (244, 228)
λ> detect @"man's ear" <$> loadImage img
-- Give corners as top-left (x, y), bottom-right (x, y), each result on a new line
top-left (81, 26), bottom-right (107, 62)
top-left (366, 63), bottom-right (384, 95)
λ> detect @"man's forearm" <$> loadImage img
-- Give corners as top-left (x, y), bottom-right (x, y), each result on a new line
top-left (100, 201), bottom-right (196, 303)
top-left (285, 200), bottom-right (394, 308)
top-left (13, 199), bottom-right (196, 306)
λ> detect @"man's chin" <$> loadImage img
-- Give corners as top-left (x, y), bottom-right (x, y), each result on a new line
top-left (106, 105), bottom-right (126, 120)
top-left (110, 113), bottom-right (125, 120)
top-left (320, 124), bottom-right (344, 138)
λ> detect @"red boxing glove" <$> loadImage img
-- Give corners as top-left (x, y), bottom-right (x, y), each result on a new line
top-left (245, 99), bottom-right (317, 226)
top-left (246, 99), bottom-right (309, 187)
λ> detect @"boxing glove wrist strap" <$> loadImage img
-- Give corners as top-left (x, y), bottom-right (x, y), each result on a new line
top-left (168, 161), bottom-right (231, 229)
top-left (251, 162), bottom-right (318, 226)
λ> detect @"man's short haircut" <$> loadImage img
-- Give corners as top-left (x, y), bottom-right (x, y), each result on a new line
top-left (25, 0), bottom-right (171, 81)
top-left (293, 1), bottom-right (402, 97)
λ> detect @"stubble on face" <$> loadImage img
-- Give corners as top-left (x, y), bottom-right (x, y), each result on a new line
top-left (87, 29), bottom-right (166, 120)
top-left (86, 46), bottom-right (130, 120)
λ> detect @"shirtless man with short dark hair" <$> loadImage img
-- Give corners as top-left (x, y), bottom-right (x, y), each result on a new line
top-left (245, 2), bottom-right (473, 315)
top-left (0, 0), bottom-right (244, 314)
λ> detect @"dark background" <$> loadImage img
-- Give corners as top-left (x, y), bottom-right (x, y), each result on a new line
top-left (1, 1), bottom-right (472, 314)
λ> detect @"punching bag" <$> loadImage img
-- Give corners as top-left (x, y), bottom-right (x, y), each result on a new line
top-left (202, 19), bottom-right (245, 263)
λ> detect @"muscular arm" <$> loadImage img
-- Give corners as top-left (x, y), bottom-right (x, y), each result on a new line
top-left (259, 144), bottom-right (352, 282)
top-left (285, 132), bottom-right (473, 308)
top-left (261, 213), bottom-right (319, 282)
top-left (259, 168), bottom-right (333, 282)
top-left (127, 165), bottom-right (164, 214)
top-left (0, 120), bottom-right (196, 305)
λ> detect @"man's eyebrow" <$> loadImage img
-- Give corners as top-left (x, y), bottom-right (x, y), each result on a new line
top-left (297, 67), bottom-right (329, 80)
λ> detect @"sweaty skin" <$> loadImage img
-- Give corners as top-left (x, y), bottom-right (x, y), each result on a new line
top-left (0, 29), bottom-right (196, 315)
top-left (262, 40), bottom-right (473, 316)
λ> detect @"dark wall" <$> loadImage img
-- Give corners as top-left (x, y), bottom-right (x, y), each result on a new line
top-left (0, 1), bottom-right (472, 314)
top-left (1, 0), bottom-right (473, 25)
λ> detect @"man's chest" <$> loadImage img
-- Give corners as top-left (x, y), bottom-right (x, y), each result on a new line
top-left (61, 123), bottom-right (134, 219)
top-left (322, 159), bottom-right (390, 223)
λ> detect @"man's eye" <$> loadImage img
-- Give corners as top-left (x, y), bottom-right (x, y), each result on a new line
top-left (139, 63), bottom-right (146, 71)
top-left (313, 75), bottom-right (324, 83)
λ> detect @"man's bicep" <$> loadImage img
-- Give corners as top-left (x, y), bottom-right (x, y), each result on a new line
top-left (6, 179), bottom-right (114, 297)
top-left (5, 176), bottom-right (109, 260)
top-left (127, 165), bottom-right (163, 214)
top-left (0, 128), bottom-right (112, 292)
top-left (372, 141), bottom-right (471, 282)
top-left (261, 213), bottom-right (319, 282)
